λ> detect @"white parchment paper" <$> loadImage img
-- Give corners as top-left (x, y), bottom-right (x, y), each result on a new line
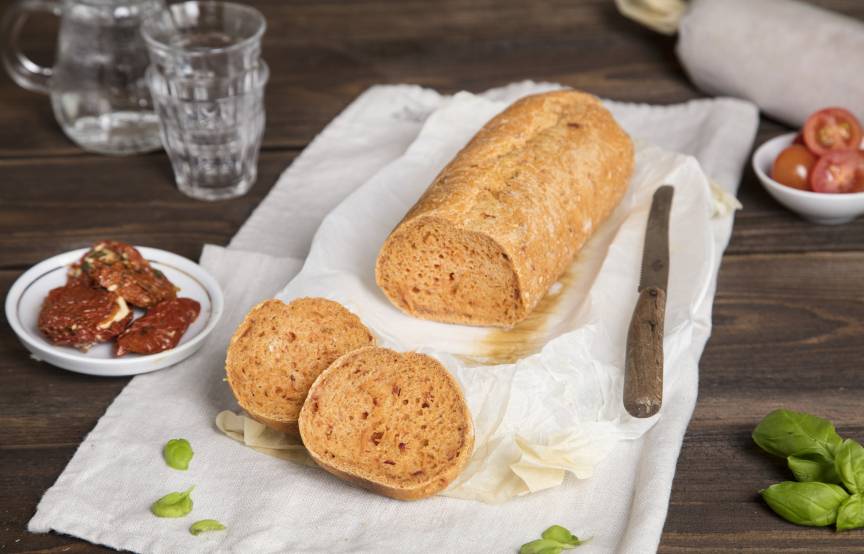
top-left (267, 91), bottom-right (717, 502)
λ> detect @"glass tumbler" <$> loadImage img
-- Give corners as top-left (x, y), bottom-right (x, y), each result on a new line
top-left (147, 63), bottom-right (268, 201)
top-left (141, 1), bottom-right (265, 78)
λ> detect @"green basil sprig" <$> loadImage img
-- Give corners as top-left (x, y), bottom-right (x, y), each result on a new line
top-left (752, 409), bottom-right (841, 456)
top-left (163, 438), bottom-right (194, 471)
top-left (753, 409), bottom-right (842, 483)
top-left (190, 519), bottom-right (227, 536)
top-left (753, 409), bottom-right (864, 531)
top-left (151, 486), bottom-right (195, 518)
top-left (520, 525), bottom-right (587, 554)
top-left (760, 482), bottom-right (848, 527)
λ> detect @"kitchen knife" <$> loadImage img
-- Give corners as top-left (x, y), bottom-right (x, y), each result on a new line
top-left (624, 185), bottom-right (674, 418)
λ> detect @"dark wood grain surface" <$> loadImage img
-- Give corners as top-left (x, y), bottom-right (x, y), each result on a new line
top-left (2, 0), bottom-right (863, 552)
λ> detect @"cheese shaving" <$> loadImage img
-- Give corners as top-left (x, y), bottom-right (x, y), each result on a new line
top-left (215, 411), bottom-right (315, 466)
top-left (97, 296), bottom-right (129, 329)
top-left (709, 178), bottom-right (743, 218)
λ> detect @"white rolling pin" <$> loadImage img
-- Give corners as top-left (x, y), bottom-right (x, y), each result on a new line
top-left (617, 0), bottom-right (864, 127)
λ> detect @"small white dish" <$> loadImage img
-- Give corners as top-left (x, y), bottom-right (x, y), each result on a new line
top-left (5, 246), bottom-right (224, 377)
top-left (752, 132), bottom-right (864, 225)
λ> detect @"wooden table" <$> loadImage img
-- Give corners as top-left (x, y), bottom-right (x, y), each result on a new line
top-left (2, 1), bottom-right (863, 551)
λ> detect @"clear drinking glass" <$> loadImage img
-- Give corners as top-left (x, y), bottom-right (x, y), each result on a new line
top-left (1, 0), bottom-right (165, 155)
top-left (141, 1), bottom-right (265, 78)
top-left (141, 1), bottom-right (267, 200)
top-left (147, 63), bottom-right (268, 201)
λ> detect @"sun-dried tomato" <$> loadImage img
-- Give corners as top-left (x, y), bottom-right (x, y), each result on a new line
top-left (77, 240), bottom-right (178, 308)
top-left (115, 297), bottom-right (201, 356)
top-left (38, 284), bottom-right (132, 351)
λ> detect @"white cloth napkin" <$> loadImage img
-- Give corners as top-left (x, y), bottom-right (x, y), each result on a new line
top-left (28, 82), bottom-right (758, 553)
top-left (678, 0), bottom-right (864, 127)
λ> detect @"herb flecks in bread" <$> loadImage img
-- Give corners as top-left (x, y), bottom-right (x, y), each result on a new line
top-left (299, 346), bottom-right (474, 501)
top-left (376, 90), bottom-right (634, 327)
top-left (225, 298), bottom-right (375, 436)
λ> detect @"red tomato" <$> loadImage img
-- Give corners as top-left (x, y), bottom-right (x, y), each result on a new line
top-left (809, 150), bottom-right (864, 193)
top-left (802, 108), bottom-right (863, 156)
top-left (771, 145), bottom-right (817, 190)
top-left (792, 133), bottom-right (805, 146)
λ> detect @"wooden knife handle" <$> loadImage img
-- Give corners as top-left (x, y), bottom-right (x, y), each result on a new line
top-left (624, 286), bottom-right (665, 418)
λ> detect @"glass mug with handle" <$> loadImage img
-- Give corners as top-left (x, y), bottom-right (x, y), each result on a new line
top-left (1, 0), bottom-right (165, 155)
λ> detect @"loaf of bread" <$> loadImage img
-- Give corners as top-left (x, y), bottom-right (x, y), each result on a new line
top-left (298, 346), bottom-right (474, 500)
top-left (375, 90), bottom-right (634, 327)
top-left (225, 297), bottom-right (375, 435)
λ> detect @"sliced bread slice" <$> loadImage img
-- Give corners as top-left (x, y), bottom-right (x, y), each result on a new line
top-left (225, 297), bottom-right (375, 435)
top-left (298, 346), bottom-right (474, 500)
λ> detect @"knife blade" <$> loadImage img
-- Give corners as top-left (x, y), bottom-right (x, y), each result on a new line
top-left (624, 185), bottom-right (674, 418)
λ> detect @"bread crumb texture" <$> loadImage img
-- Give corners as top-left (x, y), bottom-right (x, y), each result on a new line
top-left (299, 346), bottom-right (474, 500)
top-left (225, 297), bottom-right (375, 435)
top-left (376, 90), bottom-right (634, 327)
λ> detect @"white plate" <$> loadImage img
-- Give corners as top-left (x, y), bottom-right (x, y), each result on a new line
top-left (5, 247), bottom-right (224, 377)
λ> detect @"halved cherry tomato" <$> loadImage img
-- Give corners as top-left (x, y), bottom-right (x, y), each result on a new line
top-left (771, 144), bottom-right (817, 190)
top-left (802, 108), bottom-right (863, 156)
top-left (810, 150), bottom-right (864, 194)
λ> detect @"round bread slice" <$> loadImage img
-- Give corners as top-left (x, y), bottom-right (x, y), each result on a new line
top-left (299, 346), bottom-right (474, 500)
top-left (225, 297), bottom-right (375, 435)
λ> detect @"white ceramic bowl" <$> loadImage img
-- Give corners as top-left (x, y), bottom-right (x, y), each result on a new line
top-left (5, 247), bottom-right (223, 377)
top-left (753, 132), bottom-right (864, 225)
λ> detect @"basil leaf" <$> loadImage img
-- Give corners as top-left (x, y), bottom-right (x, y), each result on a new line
top-left (752, 409), bottom-right (842, 459)
top-left (837, 494), bottom-right (864, 531)
top-left (787, 450), bottom-right (841, 484)
top-left (520, 526), bottom-right (586, 554)
top-left (541, 525), bottom-right (583, 546)
top-left (761, 481), bottom-right (848, 527)
top-left (150, 486), bottom-right (195, 518)
top-left (190, 519), bottom-right (226, 536)
top-left (163, 438), bottom-right (194, 471)
top-left (519, 539), bottom-right (564, 554)
top-left (835, 439), bottom-right (864, 494)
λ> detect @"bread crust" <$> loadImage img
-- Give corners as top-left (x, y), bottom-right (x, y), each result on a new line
top-left (299, 346), bottom-right (474, 501)
top-left (225, 298), bottom-right (375, 437)
top-left (376, 90), bottom-right (634, 327)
